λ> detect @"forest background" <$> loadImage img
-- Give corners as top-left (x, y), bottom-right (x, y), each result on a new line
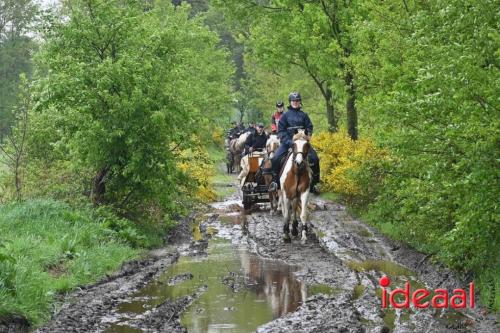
top-left (0, 0), bottom-right (498, 326)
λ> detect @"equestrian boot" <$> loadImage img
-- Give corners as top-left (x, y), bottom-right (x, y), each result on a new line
top-left (268, 173), bottom-right (279, 192)
top-left (310, 173), bottom-right (320, 194)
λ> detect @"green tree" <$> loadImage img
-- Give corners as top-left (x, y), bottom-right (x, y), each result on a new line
top-left (352, 0), bottom-right (499, 308)
top-left (0, 0), bottom-right (39, 136)
top-left (30, 0), bottom-right (233, 212)
top-left (0, 74), bottom-right (31, 201)
top-left (212, 0), bottom-right (360, 138)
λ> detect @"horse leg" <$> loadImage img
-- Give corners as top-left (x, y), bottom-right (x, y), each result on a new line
top-left (282, 197), bottom-right (291, 242)
top-left (269, 190), bottom-right (275, 215)
top-left (299, 191), bottom-right (309, 244)
top-left (291, 198), bottom-right (299, 237)
top-left (271, 191), bottom-right (278, 214)
top-left (277, 190), bottom-right (282, 212)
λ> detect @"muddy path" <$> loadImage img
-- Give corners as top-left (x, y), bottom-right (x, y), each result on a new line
top-left (32, 176), bottom-right (498, 333)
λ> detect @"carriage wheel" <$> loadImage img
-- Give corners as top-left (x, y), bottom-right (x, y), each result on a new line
top-left (242, 191), bottom-right (252, 210)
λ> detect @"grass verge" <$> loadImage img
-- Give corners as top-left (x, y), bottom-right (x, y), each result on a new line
top-left (0, 199), bottom-right (156, 326)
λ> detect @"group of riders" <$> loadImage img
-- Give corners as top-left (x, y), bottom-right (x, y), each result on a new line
top-left (226, 92), bottom-right (320, 194)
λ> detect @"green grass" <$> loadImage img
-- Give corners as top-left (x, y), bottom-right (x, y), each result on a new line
top-left (0, 199), bottom-right (147, 325)
top-left (208, 144), bottom-right (237, 199)
top-left (319, 191), bottom-right (341, 202)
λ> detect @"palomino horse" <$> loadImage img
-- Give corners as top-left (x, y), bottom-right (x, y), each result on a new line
top-left (263, 134), bottom-right (280, 214)
top-left (279, 130), bottom-right (312, 243)
top-left (229, 131), bottom-right (251, 173)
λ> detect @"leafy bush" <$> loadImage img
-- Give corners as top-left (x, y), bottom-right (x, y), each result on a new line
top-left (312, 130), bottom-right (389, 205)
top-left (176, 135), bottom-right (217, 203)
top-left (28, 0), bottom-right (232, 215)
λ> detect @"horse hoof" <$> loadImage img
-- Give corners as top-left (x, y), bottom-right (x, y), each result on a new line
top-left (291, 227), bottom-right (299, 237)
top-left (283, 234), bottom-right (291, 242)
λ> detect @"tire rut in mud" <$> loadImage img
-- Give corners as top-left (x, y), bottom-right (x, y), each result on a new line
top-left (32, 191), bottom-right (498, 333)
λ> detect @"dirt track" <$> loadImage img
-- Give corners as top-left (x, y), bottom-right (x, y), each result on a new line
top-left (28, 177), bottom-right (498, 333)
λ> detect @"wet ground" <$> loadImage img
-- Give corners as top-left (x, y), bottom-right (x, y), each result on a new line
top-left (31, 176), bottom-right (498, 333)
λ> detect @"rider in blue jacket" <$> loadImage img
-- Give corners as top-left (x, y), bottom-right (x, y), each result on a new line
top-left (269, 92), bottom-right (320, 193)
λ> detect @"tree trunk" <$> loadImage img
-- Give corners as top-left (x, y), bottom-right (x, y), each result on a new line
top-left (345, 70), bottom-right (358, 140)
top-left (91, 167), bottom-right (109, 206)
top-left (14, 159), bottom-right (21, 202)
top-left (325, 87), bottom-right (338, 133)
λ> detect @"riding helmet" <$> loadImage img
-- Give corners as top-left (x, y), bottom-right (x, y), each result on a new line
top-left (288, 92), bottom-right (301, 102)
top-left (276, 100), bottom-right (284, 107)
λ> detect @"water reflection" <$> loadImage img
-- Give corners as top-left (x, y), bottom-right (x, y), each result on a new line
top-left (104, 238), bottom-right (306, 333)
top-left (239, 250), bottom-right (306, 318)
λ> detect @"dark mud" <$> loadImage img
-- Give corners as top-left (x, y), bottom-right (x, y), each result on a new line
top-left (32, 181), bottom-right (498, 333)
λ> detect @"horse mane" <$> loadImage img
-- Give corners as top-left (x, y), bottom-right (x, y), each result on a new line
top-left (293, 131), bottom-right (309, 142)
top-left (236, 132), bottom-right (251, 147)
top-left (266, 134), bottom-right (279, 146)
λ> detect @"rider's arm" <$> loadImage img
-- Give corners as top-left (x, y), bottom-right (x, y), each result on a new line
top-left (304, 113), bottom-right (313, 137)
top-left (245, 133), bottom-right (253, 149)
top-left (277, 113), bottom-right (290, 145)
top-left (271, 114), bottom-right (276, 126)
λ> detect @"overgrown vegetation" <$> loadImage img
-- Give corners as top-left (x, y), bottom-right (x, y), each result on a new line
top-left (0, 0), bottom-right (497, 324)
top-left (214, 0), bottom-right (499, 310)
top-left (0, 199), bottom-right (156, 325)
top-left (0, 0), bottom-right (233, 325)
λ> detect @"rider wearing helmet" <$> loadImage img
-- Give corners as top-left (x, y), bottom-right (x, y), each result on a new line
top-left (244, 122), bottom-right (268, 155)
top-left (269, 92), bottom-right (320, 193)
top-left (227, 121), bottom-right (239, 139)
top-left (271, 101), bottom-right (285, 133)
top-left (244, 122), bottom-right (257, 135)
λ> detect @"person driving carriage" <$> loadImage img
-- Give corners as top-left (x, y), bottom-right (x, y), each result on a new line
top-left (269, 92), bottom-right (320, 193)
top-left (244, 122), bottom-right (268, 155)
top-left (271, 100), bottom-right (284, 133)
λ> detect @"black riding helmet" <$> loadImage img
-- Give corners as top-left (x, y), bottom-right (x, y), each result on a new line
top-left (276, 100), bottom-right (284, 107)
top-left (288, 92), bottom-right (301, 102)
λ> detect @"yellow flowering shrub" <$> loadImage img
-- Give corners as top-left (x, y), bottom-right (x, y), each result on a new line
top-left (312, 130), bottom-right (389, 203)
top-left (175, 135), bottom-right (217, 203)
top-left (211, 127), bottom-right (225, 146)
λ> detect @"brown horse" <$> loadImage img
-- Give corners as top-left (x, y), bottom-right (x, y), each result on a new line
top-left (279, 131), bottom-right (311, 243)
top-left (263, 134), bottom-right (280, 214)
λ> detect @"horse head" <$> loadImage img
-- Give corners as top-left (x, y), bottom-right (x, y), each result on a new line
top-left (292, 136), bottom-right (310, 170)
top-left (266, 134), bottom-right (280, 159)
top-left (293, 128), bottom-right (309, 136)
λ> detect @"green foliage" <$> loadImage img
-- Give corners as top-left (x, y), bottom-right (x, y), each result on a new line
top-left (28, 0), bottom-right (233, 214)
top-left (351, 0), bottom-right (499, 309)
top-left (0, 0), bottom-right (39, 135)
top-left (0, 199), bottom-right (146, 324)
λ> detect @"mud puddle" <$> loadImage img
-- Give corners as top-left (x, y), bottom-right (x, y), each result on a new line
top-left (104, 233), bottom-right (312, 333)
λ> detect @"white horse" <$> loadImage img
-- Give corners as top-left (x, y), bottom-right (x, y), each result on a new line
top-left (279, 131), bottom-right (312, 243)
top-left (230, 131), bottom-right (251, 174)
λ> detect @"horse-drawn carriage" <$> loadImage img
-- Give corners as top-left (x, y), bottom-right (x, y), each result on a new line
top-left (241, 150), bottom-right (272, 210)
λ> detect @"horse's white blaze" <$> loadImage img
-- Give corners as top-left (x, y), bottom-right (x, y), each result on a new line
top-left (294, 139), bottom-right (307, 165)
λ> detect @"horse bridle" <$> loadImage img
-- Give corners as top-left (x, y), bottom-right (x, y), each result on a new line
top-left (293, 144), bottom-right (309, 170)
